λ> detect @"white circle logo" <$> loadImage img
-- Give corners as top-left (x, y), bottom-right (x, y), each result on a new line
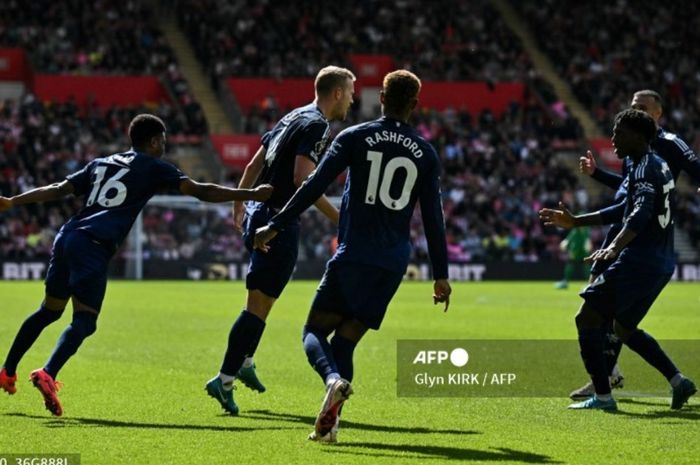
top-left (450, 348), bottom-right (469, 367)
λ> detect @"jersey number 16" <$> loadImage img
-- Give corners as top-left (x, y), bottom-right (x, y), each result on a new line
top-left (86, 166), bottom-right (129, 208)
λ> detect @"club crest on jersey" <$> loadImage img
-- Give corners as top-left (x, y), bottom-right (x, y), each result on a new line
top-left (310, 138), bottom-right (329, 163)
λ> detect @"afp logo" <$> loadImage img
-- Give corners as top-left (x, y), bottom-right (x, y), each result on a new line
top-left (413, 348), bottom-right (469, 367)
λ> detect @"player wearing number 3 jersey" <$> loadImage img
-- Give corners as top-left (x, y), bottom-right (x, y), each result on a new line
top-left (0, 114), bottom-right (272, 416)
top-left (539, 109), bottom-right (696, 411)
top-left (254, 70), bottom-right (451, 442)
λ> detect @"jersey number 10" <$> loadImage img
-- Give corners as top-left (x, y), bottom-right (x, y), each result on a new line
top-left (365, 151), bottom-right (418, 211)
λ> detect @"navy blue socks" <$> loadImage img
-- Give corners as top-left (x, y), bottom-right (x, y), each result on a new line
top-left (578, 328), bottom-right (610, 395)
top-left (44, 312), bottom-right (97, 378)
top-left (220, 310), bottom-right (265, 376)
top-left (3, 306), bottom-right (63, 376)
top-left (625, 329), bottom-right (679, 381)
top-left (331, 335), bottom-right (357, 383)
top-left (303, 325), bottom-right (338, 383)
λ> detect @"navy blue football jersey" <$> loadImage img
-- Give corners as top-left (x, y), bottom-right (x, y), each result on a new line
top-left (653, 128), bottom-right (700, 182)
top-left (269, 116), bottom-right (448, 279)
top-left (593, 127), bottom-right (700, 193)
top-left (257, 103), bottom-right (330, 209)
top-left (600, 152), bottom-right (676, 272)
top-left (62, 151), bottom-right (188, 248)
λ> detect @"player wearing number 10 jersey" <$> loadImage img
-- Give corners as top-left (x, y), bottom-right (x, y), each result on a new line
top-left (0, 114), bottom-right (272, 416)
top-left (254, 70), bottom-right (451, 442)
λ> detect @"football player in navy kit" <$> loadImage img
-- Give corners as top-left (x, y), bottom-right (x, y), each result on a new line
top-left (0, 114), bottom-right (272, 416)
top-left (255, 70), bottom-right (451, 441)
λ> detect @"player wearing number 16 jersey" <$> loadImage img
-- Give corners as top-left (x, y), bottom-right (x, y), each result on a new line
top-left (254, 70), bottom-right (451, 442)
top-left (0, 114), bottom-right (272, 416)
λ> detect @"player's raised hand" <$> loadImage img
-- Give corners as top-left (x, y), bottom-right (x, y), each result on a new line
top-left (433, 279), bottom-right (451, 312)
top-left (252, 184), bottom-right (273, 202)
top-left (232, 202), bottom-right (245, 233)
top-left (0, 196), bottom-right (13, 212)
top-left (539, 202), bottom-right (576, 229)
top-left (579, 150), bottom-right (597, 176)
top-left (254, 225), bottom-right (277, 253)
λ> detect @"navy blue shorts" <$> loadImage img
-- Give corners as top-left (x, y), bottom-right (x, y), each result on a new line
top-left (243, 205), bottom-right (300, 299)
top-left (590, 224), bottom-right (622, 277)
top-left (311, 261), bottom-right (404, 330)
top-left (580, 257), bottom-right (672, 329)
top-left (45, 229), bottom-right (113, 312)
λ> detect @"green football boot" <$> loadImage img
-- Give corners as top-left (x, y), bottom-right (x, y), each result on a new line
top-left (205, 377), bottom-right (239, 415)
top-left (237, 364), bottom-right (266, 393)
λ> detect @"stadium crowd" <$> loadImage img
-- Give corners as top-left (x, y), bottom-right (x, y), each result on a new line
top-left (119, 101), bottom-right (596, 265)
top-left (176, 0), bottom-right (532, 82)
top-left (0, 0), bottom-right (208, 136)
top-left (0, 95), bottom-right (191, 258)
top-left (517, 0), bottom-right (700, 151)
top-left (1, 0), bottom-right (698, 269)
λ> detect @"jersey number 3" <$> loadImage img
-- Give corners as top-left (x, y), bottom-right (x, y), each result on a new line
top-left (365, 151), bottom-right (417, 210)
top-left (657, 179), bottom-right (674, 229)
top-left (86, 166), bottom-right (129, 208)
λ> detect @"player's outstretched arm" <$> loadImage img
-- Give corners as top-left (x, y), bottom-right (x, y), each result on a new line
top-left (233, 146), bottom-right (266, 232)
top-left (0, 181), bottom-right (74, 211)
top-left (433, 279), bottom-right (451, 312)
top-left (294, 155), bottom-right (340, 225)
top-left (539, 201), bottom-right (619, 228)
top-left (179, 179), bottom-right (273, 203)
top-left (538, 202), bottom-right (578, 229)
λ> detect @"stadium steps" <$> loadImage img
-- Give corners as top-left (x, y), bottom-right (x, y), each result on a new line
top-left (556, 150), bottom-right (609, 200)
top-left (675, 229), bottom-right (699, 261)
top-left (167, 144), bottom-right (219, 182)
top-left (158, 16), bottom-right (233, 134)
top-left (492, 0), bottom-right (603, 140)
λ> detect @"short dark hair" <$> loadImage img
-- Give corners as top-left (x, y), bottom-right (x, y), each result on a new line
top-left (314, 66), bottom-right (355, 97)
top-left (614, 108), bottom-right (656, 143)
top-left (128, 114), bottom-right (166, 148)
top-left (634, 89), bottom-right (663, 107)
top-left (382, 70), bottom-right (421, 116)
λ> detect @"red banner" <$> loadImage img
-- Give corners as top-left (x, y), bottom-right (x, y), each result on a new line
top-left (418, 82), bottom-right (525, 116)
top-left (349, 54), bottom-right (394, 86)
top-left (589, 137), bottom-right (621, 170)
top-left (33, 75), bottom-right (170, 108)
top-left (228, 78), bottom-right (524, 116)
top-left (210, 134), bottom-right (261, 169)
top-left (227, 78), bottom-right (316, 113)
top-left (0, 48), bottom-right (31, 82)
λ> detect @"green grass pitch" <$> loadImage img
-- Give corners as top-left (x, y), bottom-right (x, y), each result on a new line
top-left (1, 280), bottom-right (698, 464)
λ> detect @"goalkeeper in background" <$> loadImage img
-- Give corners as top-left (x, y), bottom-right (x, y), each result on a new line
top-left (555, 226), bottom-right (592, 289)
